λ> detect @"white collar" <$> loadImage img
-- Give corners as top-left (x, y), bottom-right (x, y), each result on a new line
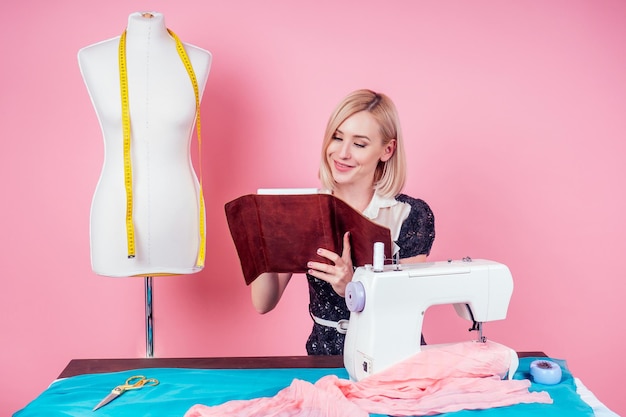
top-left (362, 192), bottom-right (399, 220)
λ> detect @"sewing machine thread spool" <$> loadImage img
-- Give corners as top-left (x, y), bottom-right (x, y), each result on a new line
top-left (373, 242), bottom-right (384, 272)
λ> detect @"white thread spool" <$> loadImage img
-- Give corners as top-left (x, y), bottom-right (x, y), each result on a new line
top-left (373, 242), bottom-right (384, 272)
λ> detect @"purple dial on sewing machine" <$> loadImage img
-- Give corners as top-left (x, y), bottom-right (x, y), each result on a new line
top-left (346, 281), bottom-right (366, 312)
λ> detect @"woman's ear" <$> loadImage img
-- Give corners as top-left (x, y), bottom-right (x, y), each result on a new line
top-left (380, 139), bottom-right (396, 162)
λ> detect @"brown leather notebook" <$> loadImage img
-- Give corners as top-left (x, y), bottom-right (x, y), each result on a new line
top-left (225, 193), bottom-right (392, 285)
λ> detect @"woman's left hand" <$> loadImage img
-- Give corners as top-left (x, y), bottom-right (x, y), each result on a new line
top-left (307, 231), bottom-right (353, 297)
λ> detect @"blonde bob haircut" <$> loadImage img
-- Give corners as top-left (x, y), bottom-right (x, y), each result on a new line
top-left (319, 89), bottom-right (407, 198)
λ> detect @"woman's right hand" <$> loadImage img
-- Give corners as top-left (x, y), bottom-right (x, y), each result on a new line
top-left (305, 231), bottom-right (353, 297)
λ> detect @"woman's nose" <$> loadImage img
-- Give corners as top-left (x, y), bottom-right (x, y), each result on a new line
top-left (338, 141), bottom-right (351, 159)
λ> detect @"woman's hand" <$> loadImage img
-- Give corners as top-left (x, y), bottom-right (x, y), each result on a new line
top-left (307, 231), bottom-right (353, 297)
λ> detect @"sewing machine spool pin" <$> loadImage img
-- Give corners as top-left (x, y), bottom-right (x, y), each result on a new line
top-left (373, 242), bottom-right (384, 272)
top-left (372, 242), bottom-right (402, 272)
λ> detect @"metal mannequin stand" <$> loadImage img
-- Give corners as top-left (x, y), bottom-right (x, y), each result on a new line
top-left (145, 276), bottom-right (154, 358)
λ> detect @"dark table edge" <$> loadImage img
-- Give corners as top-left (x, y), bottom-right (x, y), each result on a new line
top-left (59, 352), bottom-right (546, 378)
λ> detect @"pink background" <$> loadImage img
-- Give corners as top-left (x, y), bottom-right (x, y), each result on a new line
top-left (1, 0), bottom-right (624, 415)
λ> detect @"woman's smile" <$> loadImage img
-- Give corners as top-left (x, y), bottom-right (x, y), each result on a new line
top-left (333, 160), bottom-right (354, 172)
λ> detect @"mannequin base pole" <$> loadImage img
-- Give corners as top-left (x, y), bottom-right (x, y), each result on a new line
top-left (145, 276), bottom-right (154, 358)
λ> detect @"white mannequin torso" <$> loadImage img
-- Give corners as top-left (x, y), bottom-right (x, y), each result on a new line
top-left (78, 12), bottom-right (212, 277)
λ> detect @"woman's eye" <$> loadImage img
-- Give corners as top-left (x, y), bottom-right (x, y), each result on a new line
top-left (332, 135), bottom-right (343, 142)
top-left (354, 142), bottom-right (366, 148)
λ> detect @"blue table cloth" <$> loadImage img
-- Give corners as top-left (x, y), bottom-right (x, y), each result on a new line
top-left (14, 357), bottom-right (594, 417)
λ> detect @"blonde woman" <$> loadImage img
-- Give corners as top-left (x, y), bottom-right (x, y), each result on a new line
top-left (251, 89), bottom-right (435, 355)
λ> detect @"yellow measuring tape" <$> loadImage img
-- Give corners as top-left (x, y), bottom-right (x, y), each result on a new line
top-left (118, 29), bottom-right (206, 268)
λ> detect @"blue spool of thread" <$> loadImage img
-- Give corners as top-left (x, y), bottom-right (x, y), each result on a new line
top-left (530, 360), bottom-right (562, 385)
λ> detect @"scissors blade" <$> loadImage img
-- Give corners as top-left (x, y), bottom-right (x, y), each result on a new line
top-left (92, 391), bottom-right (120, 411)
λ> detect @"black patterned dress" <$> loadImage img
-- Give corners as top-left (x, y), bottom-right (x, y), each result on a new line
top-left (305, 193), bottom-right (435, 355)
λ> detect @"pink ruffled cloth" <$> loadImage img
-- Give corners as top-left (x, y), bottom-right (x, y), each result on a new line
top-left (184, 341), bottom-right (552, 417)
top-left (185, 378), bottom-right (367, 417)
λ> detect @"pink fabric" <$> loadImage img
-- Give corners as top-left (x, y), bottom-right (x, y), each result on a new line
top-left (184, 378), bottom-right (368, 417)
top-left (184, 341), bottom-right (552, 417)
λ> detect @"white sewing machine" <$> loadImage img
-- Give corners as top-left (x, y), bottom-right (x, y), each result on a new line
top-left (343, 258), bottom-right (519, 381)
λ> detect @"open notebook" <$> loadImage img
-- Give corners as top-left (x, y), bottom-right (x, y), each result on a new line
top-left (225, 189), bottom-right (392, 285)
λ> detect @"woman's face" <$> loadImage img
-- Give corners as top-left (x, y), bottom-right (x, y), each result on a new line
top-left (326, 111), bottom-right (395, 190)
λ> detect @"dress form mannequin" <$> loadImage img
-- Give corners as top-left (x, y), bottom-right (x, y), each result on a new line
top-left (79, 12), bottom-right (212, 277)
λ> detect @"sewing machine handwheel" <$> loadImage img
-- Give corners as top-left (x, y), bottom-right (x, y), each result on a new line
top-left (346, 281), bottom-right (366, 312)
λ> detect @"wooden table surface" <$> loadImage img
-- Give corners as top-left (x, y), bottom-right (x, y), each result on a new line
top-left (59, 352), bottom-right (546, 378)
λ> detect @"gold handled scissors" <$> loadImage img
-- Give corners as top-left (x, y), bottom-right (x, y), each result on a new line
top-left (93, 375), bottom-right (159, 411)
